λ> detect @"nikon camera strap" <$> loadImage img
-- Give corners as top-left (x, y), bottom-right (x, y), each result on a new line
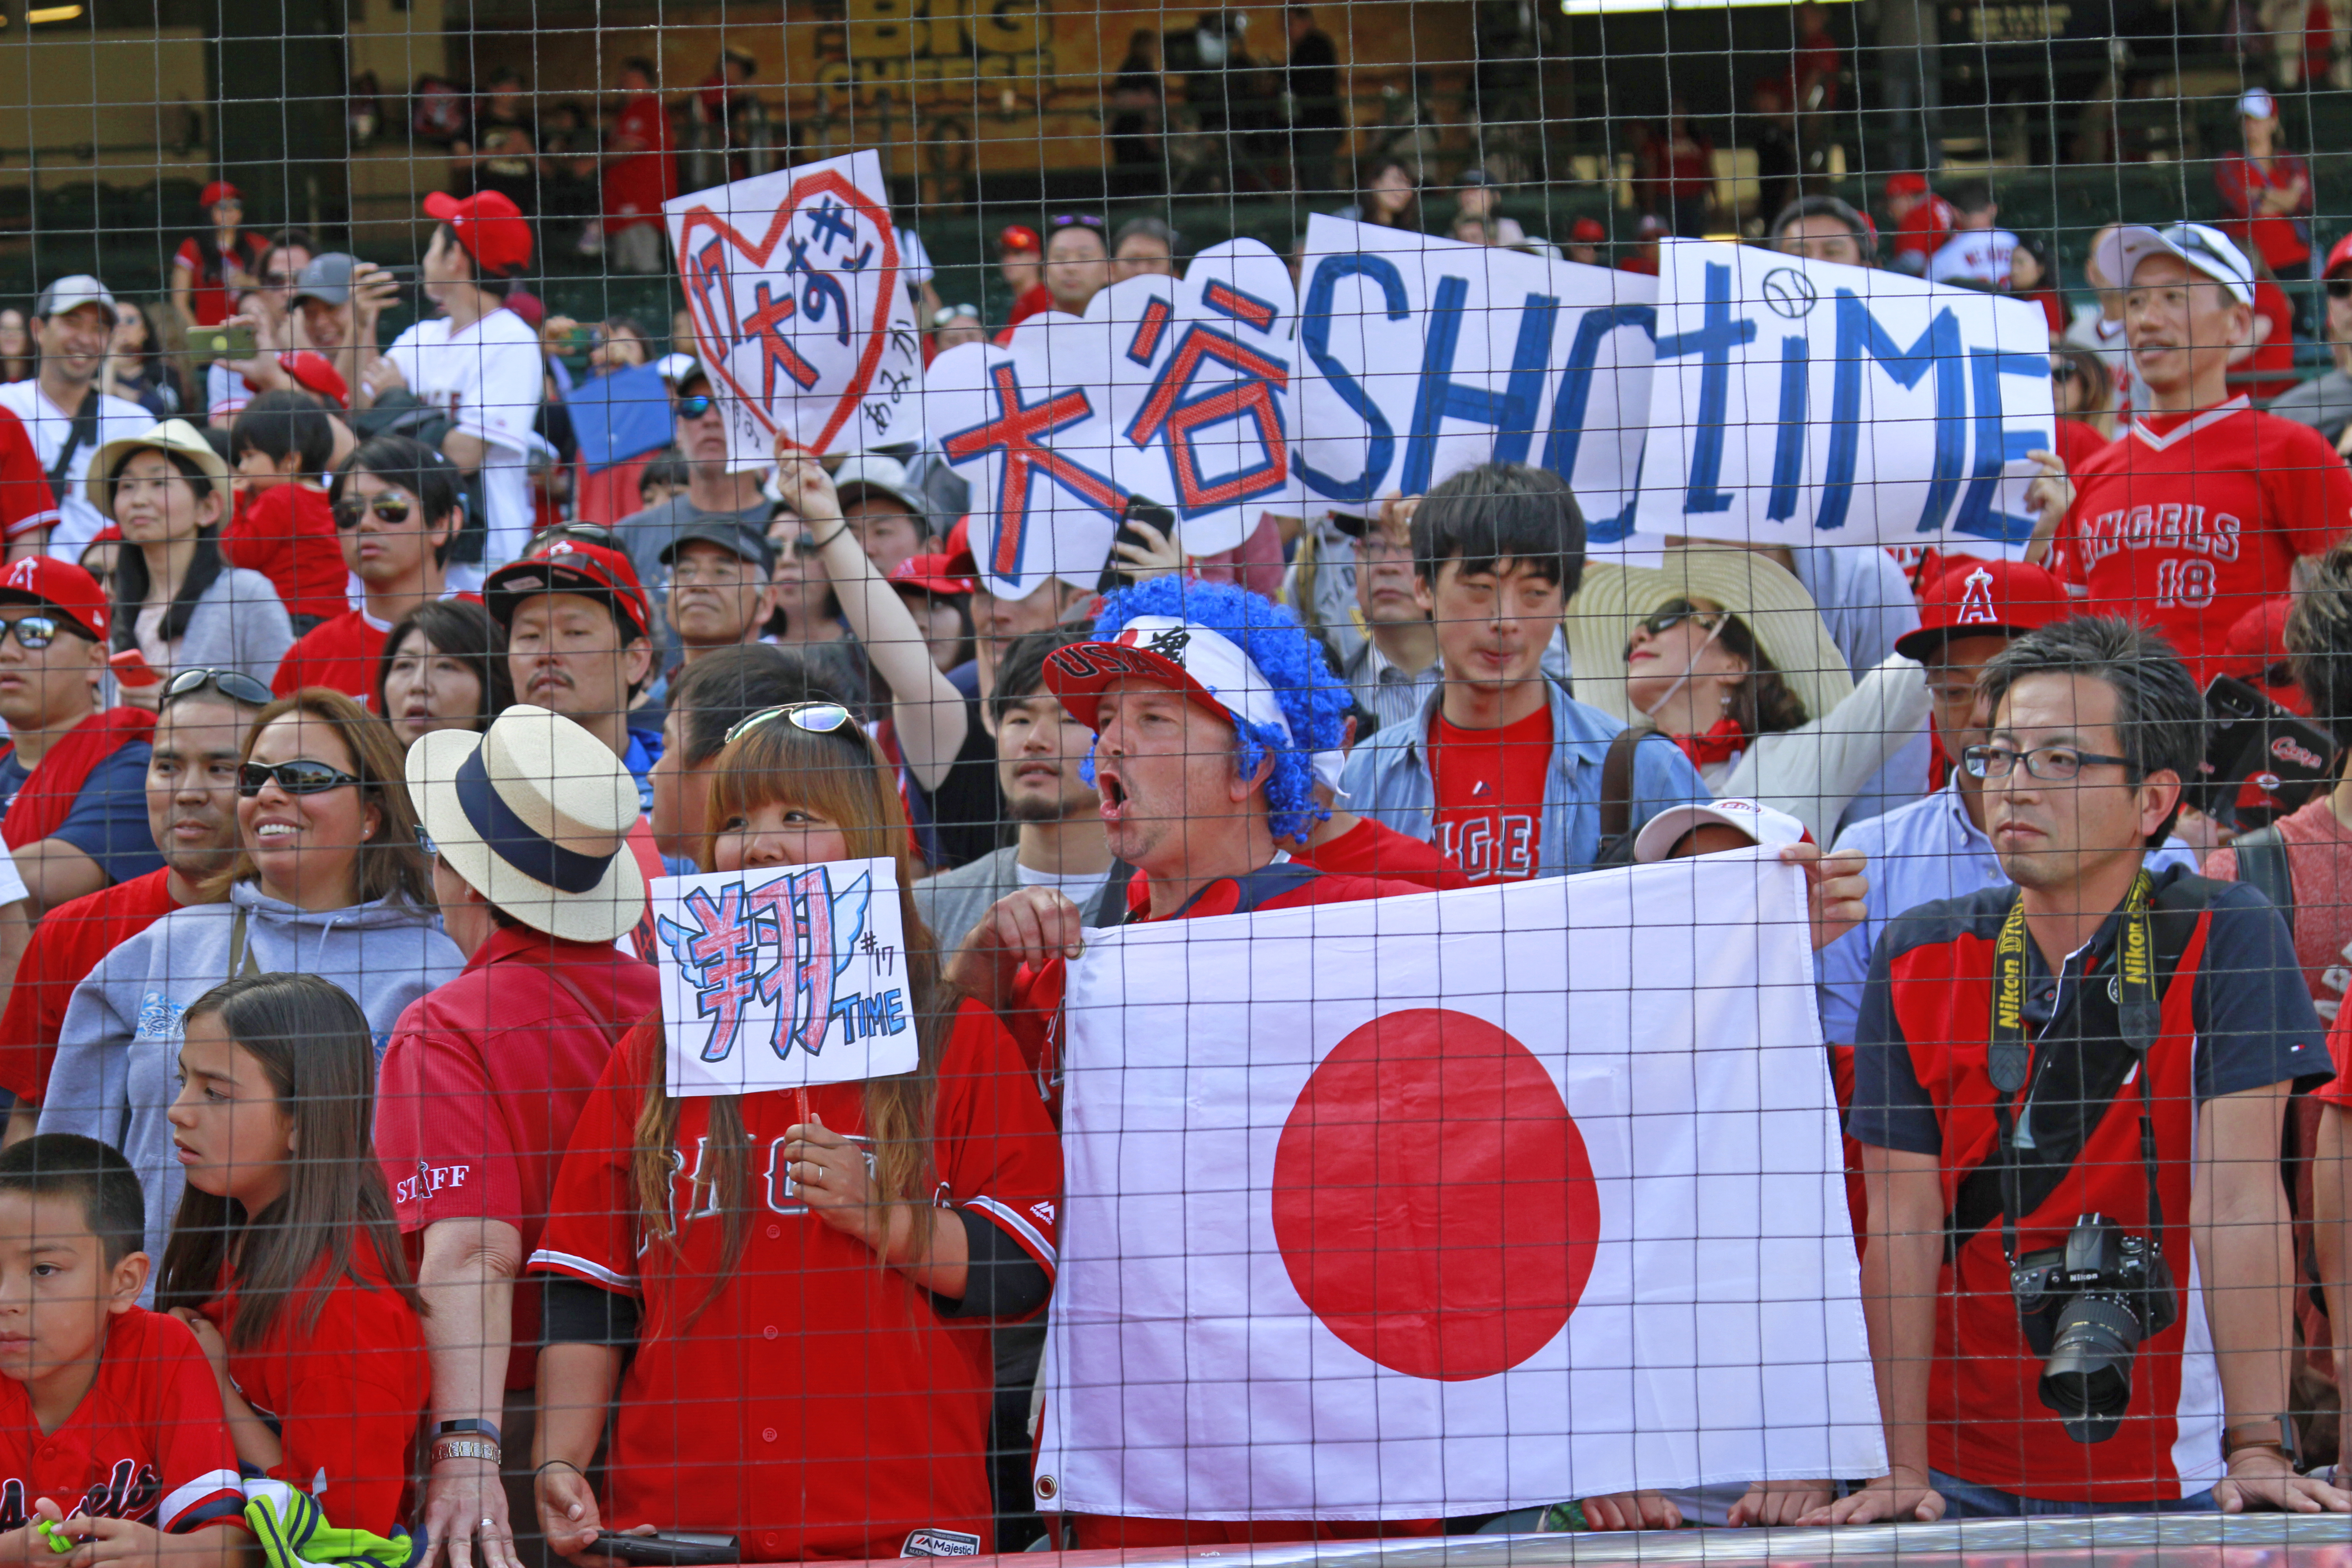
top-left (1982, 869), bottom-right (2169, 1266)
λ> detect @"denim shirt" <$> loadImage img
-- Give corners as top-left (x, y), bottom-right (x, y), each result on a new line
top-left (1339, 678), bottom-right (1713, 878)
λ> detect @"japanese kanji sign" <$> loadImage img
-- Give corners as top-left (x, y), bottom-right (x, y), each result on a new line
top-left (652, 857), bottom-right (916, 1096)
top-left (665, 150), bottom-right (924, 467)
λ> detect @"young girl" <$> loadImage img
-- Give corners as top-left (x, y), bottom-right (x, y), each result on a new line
top-left (156, 972), bottom-right (427, 1539)
top-left (529, 703), bottom-right (1062, 1561)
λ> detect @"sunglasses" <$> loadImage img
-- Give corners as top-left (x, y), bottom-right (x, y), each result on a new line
top-left (2329, 279), bottom-right (2352, 301)
top-left (1635, 607), bottom-right (1723, 639)
top-left (163, 666), bottom-right (274, 707)
top-left (2051, 363), bottom-right (2084, 382)
top-left (333, 495), bottom-right (415, 530)
top-left (676, 394), bottom-right (717, 420)
top-left (0, 616), bottom-right (72, 652)
top-left (1050, 214), bottom-right (1105, 229)
top-left (238, 759), bottom-right (363, 798)
top-left (723, 701), bottom-right (858, 746)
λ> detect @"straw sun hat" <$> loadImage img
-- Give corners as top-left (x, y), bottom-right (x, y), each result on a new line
top-left (1565, 548), bottom-right (1852, 731)
top-left (85, 419), bottom-right (230, 515)
top-left (407, 703), bottom-right (646, 944)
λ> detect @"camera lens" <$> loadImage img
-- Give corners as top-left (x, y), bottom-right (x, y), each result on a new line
top-left (2039, 1295), bottom-right (2144, 1443)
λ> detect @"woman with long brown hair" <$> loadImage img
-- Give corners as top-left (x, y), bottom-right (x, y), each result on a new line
top-left (529, 701), bottom-right (1061, 1561)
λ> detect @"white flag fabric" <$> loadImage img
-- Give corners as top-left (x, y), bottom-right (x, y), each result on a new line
top-left (1035, 850), bottom-right (1884, 1521)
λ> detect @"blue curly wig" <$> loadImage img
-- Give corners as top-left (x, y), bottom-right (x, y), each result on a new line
top-left (1084, 577), bottom-right (1348, 842)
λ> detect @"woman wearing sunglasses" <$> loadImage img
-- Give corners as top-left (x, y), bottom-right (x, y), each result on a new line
top-left (377, 598), bottom-right (514, 750)
top-left (1569, 549), bottom-right (1929, 845)
top-left (530, 701), bottom-right (1061, 1562)
top-left (42, 688), bottom-right (463, 1266)
top-left (88, 419), bottom-right (294, 706)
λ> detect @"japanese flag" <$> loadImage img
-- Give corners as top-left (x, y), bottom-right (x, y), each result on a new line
top-left (1034, 850), bottom-right (1885, 1521)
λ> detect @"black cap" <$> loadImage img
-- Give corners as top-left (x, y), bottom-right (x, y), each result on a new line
top-left (660, 517), bottom-right (777, 574)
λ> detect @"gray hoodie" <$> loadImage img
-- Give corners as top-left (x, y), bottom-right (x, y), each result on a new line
top-left (41, 882), bottom-right (465, 1271)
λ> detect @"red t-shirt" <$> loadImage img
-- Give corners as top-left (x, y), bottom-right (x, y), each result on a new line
top-left (2052, 414), bottom-right (2110, 477)
top-left (1427, 703), bottom-right (1552, 884)
top-left (1296, 815), bottom-right (1468, 890)
top-left (198, 1253), bottom-right (425, 1535)
top-left (1005, 284), bottom-right (1054, 329)
top-left (2049, 400), bottom-right (2352, 684)
top-left (603, 93), bottom-right (676, 230)
top-left (530, 1003), bottom-right (1061, 1562)
top-left (0, 406), bottom-right (58, 544)
top-left (0, 1309), bottom-right (244, 1534)
top-left (222, 484), bottom-right (347, 626)
top-left (0, 868), bottom-right (180, 1104)
top-left (171, 233), bottom-right (266, 327)
top-left (272, 609), bottom-right (387, 704)
top-left (376, 928), bottom-right (660, 1390)
top-left (2215, 152), bottom-right (2313, 272)
top-left (1892, 195), bottom-right (1955, 265)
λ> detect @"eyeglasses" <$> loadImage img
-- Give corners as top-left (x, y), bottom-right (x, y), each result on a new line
top-left (163, 667), bottom-right (273, 707)
top-left (1961, 743), bottom-right (2135, 782)
top-left (724, 701), bottom-right (858, 746)
top-left (238, 759), bottom-right (364, 797)
top-left (333, 495), bottom-right (415, 530)
top-left (676, 394), bottom-right (717, 421)
top-left (0, 616), bottom-right (68, 652)
top-left (1049, 214), bottom-right (1105, 229)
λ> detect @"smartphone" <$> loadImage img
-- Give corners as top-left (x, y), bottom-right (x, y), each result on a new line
top-left (589, 1533), bottom-right (739, 1567)
top-left (374, 263), bottom-right (421, 281)
top-left (1098, 495), bottom-right (1178, 593)
top-left (2190, 674), bottom-right (2339, 829)
top-left (186, 324), bottom-right (256, 360)
top-left (107, 647), bottom-right (160, 691)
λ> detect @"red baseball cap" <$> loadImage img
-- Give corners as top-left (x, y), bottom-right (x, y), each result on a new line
top-left (423, 190), bottom-right (534, 275)
top-left (998, 224), bottom-right (1042, 257)
top-left (200, 181), bottom-right (241, 208)
top-left (0, 556), bottom-right (109, 641)
top-left (504, 287), bottom-right (547, 330)
top-left (2325, 231), bottom-right (2352, 281)
top-left (888, 553), bottom-right (974, 597)
top-left (2219, 595), bottom-right (2308, 712)
top-left (483, 538), bottom-right (652, 642)
top-left (1885, 172), bottom-right (1931, 200)
top-left (1569, 216), bottom-right (1606, 243)
top-left (939, 515), bottom-right (980, 581)
top-left (1893, 558), bottom-right (2071, 661)
top-left (264, 351), bottom-right (348, 408)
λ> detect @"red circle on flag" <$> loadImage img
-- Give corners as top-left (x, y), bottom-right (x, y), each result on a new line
top-left (1270, 1008), bottom-right (1600, 1382)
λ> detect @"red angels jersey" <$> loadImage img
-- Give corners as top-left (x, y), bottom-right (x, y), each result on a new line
top-left (529, 1000), bottom-right (1060, 1562)
top-left (272, 609), bottom-right (388, 704)
top-left (0, 407), bottom-right (56, 544)
top-left (2050, 399), bottom-right (2352, 683)
top-left (0, 1311), bottom-right (244, 1534)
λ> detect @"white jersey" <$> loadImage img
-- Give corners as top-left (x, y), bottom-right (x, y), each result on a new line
top-left (0, 380), bottom-right (155, 558)
top-left (1927, 227), bottom-right (2019, 289)
top-left (382, 305), bottom-right (543, 570)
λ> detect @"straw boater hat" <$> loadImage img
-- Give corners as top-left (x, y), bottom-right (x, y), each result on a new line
top-left (86, 419), bottom-right (230, 515)
top-left (407, 704), bottom-right (645, 944)
top-left (1565, 548), bottom-right (1852, 732)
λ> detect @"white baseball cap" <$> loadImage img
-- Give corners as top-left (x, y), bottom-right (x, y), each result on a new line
top-left (1044, 615), bottom-right (1295, 745)
top-left (1633, 798), bottom-right (1809, 864)
top-left (34, 275), bottom-right (115, 319)
top-left (2240, 87), bottom-right (2279, 121)
top-left (2093, 222), bottom-right (2256, 308)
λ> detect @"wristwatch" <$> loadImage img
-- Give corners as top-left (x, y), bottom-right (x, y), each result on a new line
top-left (430, 1437), bottom-right (502, 1465)
top-left (2220, 1415), bottom-right (2301, 1465)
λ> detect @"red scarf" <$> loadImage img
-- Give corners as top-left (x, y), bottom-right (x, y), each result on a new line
top-left (0, 707), bottom-right (156, 850)
top-left (1672, 716), bottom-right (1749, 771)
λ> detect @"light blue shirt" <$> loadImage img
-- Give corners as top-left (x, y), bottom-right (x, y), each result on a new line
top-left (1818, 774), bottom-right (2202, 1044)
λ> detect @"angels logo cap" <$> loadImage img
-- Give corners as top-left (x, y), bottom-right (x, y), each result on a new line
top-left (1042, 615), bottom-right (1294, 742)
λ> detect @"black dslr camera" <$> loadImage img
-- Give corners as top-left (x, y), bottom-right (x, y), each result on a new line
top-left (2010, 1214), bottom-right (2177, 1444)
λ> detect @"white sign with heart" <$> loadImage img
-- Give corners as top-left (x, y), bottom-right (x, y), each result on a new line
top-left (665, 149), bottom-right (925, 468)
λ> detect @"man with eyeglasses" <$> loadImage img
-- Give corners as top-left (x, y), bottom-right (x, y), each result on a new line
top-left (0, 277), bottom-right (152, 561)
top-left (2030, 224), bottom-right (2352, 690)
top-left (274, 436), bottom-right (461, 703)
top-left (1821, 615), bottom-right (2345, 1524)
top-left (614, 360), bottom-right (775, 662)
top-left (661, 521), bottom-right (775, 672)
top-left (2266, 233), bottom-right (2352, 450)
top-left (0, 665), bottom-right (265, 1136)
top-left (0, 559), bottom-right (163, 914)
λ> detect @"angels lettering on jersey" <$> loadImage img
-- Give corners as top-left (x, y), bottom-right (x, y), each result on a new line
top-left (1437, 813), bottom-right (1539, 883)
top-left (657, 1129), bottom-right (877, 1239)
top-left (0, 1461), bottom-right (158, 1531)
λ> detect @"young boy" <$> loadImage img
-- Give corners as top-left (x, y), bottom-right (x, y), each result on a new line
top-left (225, 390), bottom-right (346, 631)
top-left (0, 1135), bottom-right (245, 1564)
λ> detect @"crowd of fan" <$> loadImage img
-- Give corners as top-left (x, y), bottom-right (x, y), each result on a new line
top-left (0, 133), bottom-right (2346, 1568)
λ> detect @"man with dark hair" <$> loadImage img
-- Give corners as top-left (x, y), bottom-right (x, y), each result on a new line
top-left (918, 627), bottom-right (1114, 949)
top-left (485, 537), bottom-right (659, 808)
top-left (1928, 180), bottom-right (2019, 288)
top-left (1343, 461), bottom-right (1710, 879)
top-left (1819, 615), bottom-right (2343, 1523)
top-left (357, 190), bottom-right (541, 580)
top-left (1770, 195), bottom-right (1872, 267)
top-left (0, 276), bottom-right (149, 558)
top-left (647, 644), bottom-right (847, 857)
top-left (274, 435), bottom-right (460, 701)
top-left (225, 390), bottom-right (344, 630)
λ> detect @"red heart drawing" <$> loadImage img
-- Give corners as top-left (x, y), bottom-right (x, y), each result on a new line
top-left (672, 167), bottom-right (902, 457)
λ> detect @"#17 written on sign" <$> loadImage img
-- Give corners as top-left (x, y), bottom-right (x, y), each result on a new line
top-left (652, 857), bottom-right (916, 1096)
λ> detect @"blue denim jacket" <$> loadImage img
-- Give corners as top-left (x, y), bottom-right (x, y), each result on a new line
top-left (1339, 678), bottom-right (1713, 877)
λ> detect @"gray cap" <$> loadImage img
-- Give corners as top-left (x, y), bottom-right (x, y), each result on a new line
top-left (833, 451), bottom-right (928, 519)
top-left (292, 253), bottom-right (357, 308)
top-left (34, 275), bottom-right (114, 319)
top-left (660, 517), bottom-right (777, 574)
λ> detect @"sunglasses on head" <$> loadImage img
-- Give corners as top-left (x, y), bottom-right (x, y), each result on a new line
top-left (163, 666), bottom-right (273, 708)
top-left (931, 305), bottom-right (981, 328)
top-left (1050, 214), bottom-right (1105, 229)
top-left (675, 394), bottom-right (717, 420)
top-left (0, 615), bottom-right (76, 652)
top-left (333, 494), bottom-right (415, 530)
top-left (723, 701), bottom-right (858, 746)
top-left (238, 759), bottom-right (363, 798)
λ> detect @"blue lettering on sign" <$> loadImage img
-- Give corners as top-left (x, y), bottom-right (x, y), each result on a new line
top-left (829, 987), bottom-right (910, 1041)
top-left (1399, 277), bottom-right (1559, 495)
top-left (1296, 253), bottom-right (1409, 502)
top-left (1817, 291), bottom-right (1964, 535)
top-left (1545, 304), bottom-right (1656, 544)
top-left (1653, 261), bottom-right (1758, 514)
top-left (1952, 348), bottom-right (2053, 544)
top-left (1766, 335), bottom-right (1810, 523)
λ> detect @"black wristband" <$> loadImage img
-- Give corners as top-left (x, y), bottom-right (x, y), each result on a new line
top-left (435, 1418), bottom-right (502, 1446)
